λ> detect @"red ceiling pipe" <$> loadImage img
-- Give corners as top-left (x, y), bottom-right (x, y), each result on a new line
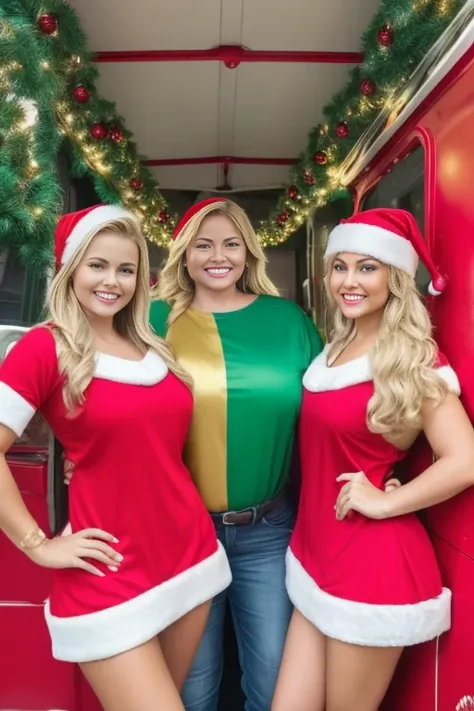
top-left (143, 156), bottom-right (296, 166)
top-left (94, 45), bottom-right (363, 66)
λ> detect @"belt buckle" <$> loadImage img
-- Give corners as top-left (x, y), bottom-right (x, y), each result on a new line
top-left (222, 511), bottom-right (236, 525)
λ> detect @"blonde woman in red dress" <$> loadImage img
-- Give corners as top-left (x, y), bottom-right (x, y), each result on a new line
top-left (0, 206), bottom-right (231, 711)
top-left (272, 209), bottom-right (474, 711)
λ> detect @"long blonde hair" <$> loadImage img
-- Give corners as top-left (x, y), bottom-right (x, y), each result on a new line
top-left (325, 262), bottom-right (447, 445)
top-left (46, 215), bottom-right (192, 411)
top-left (156, 200), bottom-right (279, 324)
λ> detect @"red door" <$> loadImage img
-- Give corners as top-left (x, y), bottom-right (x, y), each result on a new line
top-left (354, 50), bottom-right (474, 710)
top-left (0, 325), bottom-right (81, 710)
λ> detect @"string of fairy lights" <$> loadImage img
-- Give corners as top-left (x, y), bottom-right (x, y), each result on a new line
top-left (0, 0), bottom-right (460, 252)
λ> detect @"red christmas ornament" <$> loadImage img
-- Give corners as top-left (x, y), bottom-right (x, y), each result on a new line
top-left (157, 210), bottom-right (170, 223)
top-left (288, 185), bottom-right (300, 201)
top-left (73, 85), bottom-right (90, 103)
top-left (110, 126), bottom-right (124, 143)
top-left (378, 24), bottom-right (393, 47)
top-left (90, 123), bottom-right (109, 141)
top-left (38, 13), bottom-right (58, 35)
top-left (313, 151), bottom-right (328, 166)
top-left (130, 178), bottom-right (144, 191)
top-left (336, 121), bottom-right (349, 139)
top-left (304, 169), bottom-right (316, 185)
top-left (360, 79), bottom-right (376, 96)
top-left (276, 211), bottom-right (289, 226)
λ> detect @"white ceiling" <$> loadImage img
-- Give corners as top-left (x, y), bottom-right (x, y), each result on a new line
top-left (67, 0), bottom-right (382, 192)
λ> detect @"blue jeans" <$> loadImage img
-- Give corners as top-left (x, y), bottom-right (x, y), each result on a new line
top-left (182, 498), bottom-right (294, 711)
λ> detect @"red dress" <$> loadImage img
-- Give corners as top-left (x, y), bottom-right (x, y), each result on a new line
top-left (0, 327), bottom-right (231, 662)
top-left (287, 346), bottom-right (459, 647)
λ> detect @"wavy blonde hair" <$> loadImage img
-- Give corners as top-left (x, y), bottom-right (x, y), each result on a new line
top-left (325, 261), bottom-right (448, 446)
top-left (156, 200), bottom-right (279, 324)
top-left (45, 214), bottom-right (192, 412)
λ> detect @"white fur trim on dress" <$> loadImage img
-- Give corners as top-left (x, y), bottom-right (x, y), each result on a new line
top-left (61, 205), bottom-right (135, 266)
top-left (286, 549), bottom-right (451, 647)
top-left (436, 365), bottom-right (461, 395)
top-left (303, 346), bottom-right (372, 392)
top-left (325, 223), bottom-right (419, 276)
top-left (0, 382), bottom-right (35, 437)
top-left (44, 541), bottom-right (232, 662)
top-left (94, 350), bottom-right (168, 385)
top-left (303, 347), bottom-right (461, 395)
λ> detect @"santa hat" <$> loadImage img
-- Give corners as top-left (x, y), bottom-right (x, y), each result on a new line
top-left (324, 208), bottom-right (447, 296)
top-left (54, 204), bottom-right (136, 270)
top-left (173, 197), bottom-right (228, 240)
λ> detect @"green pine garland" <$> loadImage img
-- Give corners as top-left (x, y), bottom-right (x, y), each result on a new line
top-left (0, 0), bottom-right (467, 271)
top-left (0, 0), bottom-right (174, 271)
top-left (256, 0), bottom-right (466, 245)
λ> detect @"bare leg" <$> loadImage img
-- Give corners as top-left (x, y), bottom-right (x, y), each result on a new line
top-left (271, 609), bottom-right (326, 711)
top-left (326, 638), bottom-right (403, 711)
top-left (80, 636), bottom-right (184, 711)
top-left (159, 600), bottom-right (211, 692)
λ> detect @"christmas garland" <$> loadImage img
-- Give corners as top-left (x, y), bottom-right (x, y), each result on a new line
top-left (256, 0), bottom-right (465, 246)
top-left (0, 0), bottom-right (466, 270)
top-left (0, 0), bottom-right (174, 272)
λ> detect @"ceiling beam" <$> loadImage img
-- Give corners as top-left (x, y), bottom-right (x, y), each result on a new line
top-left (94, 45), bottom-right (362, 66)
top-left (143, 156), bottom-right (296, 166)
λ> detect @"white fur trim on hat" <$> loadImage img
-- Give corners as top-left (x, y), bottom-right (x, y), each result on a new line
top-left (325, 223), bottom-right (419, 276)
top-left (61, 205), bottom-right (135, 265)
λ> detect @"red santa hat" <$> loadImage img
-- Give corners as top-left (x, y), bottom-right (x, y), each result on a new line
top-left (324, 208), bottom-right (447, 296)
top-left (173, 197), bottom-right (228, 240)
top-left (54, 204), bottom-right (136, 270)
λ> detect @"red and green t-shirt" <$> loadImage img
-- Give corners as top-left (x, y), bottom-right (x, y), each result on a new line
top-left (150, 295), bottom-right (323, 512)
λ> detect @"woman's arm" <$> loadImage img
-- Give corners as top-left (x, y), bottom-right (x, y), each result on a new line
top-left (336, 392), bottom-right (474, 520)
top-left (382, 392), bottom-right (474, 517)
top-left (0, 425), bottom-right (42, 547)
top-left (0, 328), bottom-right (122, 572)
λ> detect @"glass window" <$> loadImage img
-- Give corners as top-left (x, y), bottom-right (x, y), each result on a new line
top-left (0, 248), bottom-right (27, 324)
top-left (362, 146), bottom-right (430, 291)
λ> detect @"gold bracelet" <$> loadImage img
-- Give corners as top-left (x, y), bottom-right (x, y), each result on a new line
top-left (19, 527), bottom-right (47, 550)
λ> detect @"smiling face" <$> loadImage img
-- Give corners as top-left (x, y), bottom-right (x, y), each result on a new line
top-left (329, 252), bottom-right (390, 321)
top-left (185, 213), bottom-right (247, 294)
top-left (71, 230), bottom-right (139, 323)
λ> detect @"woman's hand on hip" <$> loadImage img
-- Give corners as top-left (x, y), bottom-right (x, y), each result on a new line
top-left (26, 529), bottom-right (123, 576)
top-left (335, 472), bottom-right (391, 520)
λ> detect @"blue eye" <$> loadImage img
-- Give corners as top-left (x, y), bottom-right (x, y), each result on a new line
top-left (333, 264), bottom-right (345, 271)
top-left (361, 264), bottom-right (376, 272)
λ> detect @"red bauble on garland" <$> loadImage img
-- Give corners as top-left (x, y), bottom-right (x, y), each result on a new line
top-left (90, 123), bottom-right (109, 140)
top-left (130, 178), bottom-right (144, 191)
top-left (110, 126), bottom-right (125, 143)
top-left (157, 210), bottom-right (170, 223)
top-left (73, 85), bottom-right (90, 103)
top-left (276, 211), bottom-right (289, 226)
top-left (38, 13), bottom-right (58, 35)
top-left (360, 79), bottom-right (376, 96)
top-left (336, 121), bottom-right (349, 139)
top-left (378, 24), bottom-right (393, 47)
top-left (304, 168), bottom-right (316, 185)
top-left (313, 151), bottom-right (327, 166)
top-left (288, 185), bottom-right (300, 201)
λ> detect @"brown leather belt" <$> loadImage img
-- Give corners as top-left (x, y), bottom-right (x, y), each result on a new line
top-left (211, 490), bottom-right (287, 526)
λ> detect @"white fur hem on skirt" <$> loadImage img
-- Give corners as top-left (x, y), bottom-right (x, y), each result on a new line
top-left (45, 541), bottom-right (231, 662)
top-left (286, 548), bottom-right (451, 647)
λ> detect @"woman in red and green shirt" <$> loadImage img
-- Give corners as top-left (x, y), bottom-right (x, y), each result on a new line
top-left (151, 198), bottom-right (323, 711)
